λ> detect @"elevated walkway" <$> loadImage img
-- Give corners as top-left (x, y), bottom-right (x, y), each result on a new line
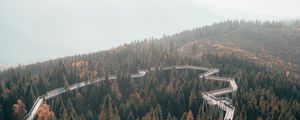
top-left (24, 65), bottom-right (237, 120)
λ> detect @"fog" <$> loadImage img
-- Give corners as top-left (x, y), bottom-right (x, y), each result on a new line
top-left (0, 0), bottom-right (298, 65)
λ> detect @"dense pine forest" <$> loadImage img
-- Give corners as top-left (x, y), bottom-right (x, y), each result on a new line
top-left (0, 20), bottom-right (300, 120)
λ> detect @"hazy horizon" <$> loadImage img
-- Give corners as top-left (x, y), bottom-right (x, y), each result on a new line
top-left (1, 0), bottom-right (299, 66)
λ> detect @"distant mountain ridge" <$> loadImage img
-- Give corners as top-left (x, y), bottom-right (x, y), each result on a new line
top-left (0, 64), bottom-right (9, 71)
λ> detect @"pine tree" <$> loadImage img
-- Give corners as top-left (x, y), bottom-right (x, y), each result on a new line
top-left (12, 99), bottom-right (27, 120)
top-left (99, 95), bottom-right (120, 120)
top-left (63, 74), bottom-right (69, 91)
top-left (155, 104), bottom-right (163, 120)
top-left (196, 106), bottom-right (206, 120)
top-left (25, 84), bottom-right (36, 110)
top-left (127, 111), bottom-right (135, 120)
top-left (239, 106), bottom-right (247, 120)
top-left (186, 110), bottom-right (194, 120)
top-left (181, 112), bottom-right (187, 120)
top-left (167, 112), bottom-right (173, 120)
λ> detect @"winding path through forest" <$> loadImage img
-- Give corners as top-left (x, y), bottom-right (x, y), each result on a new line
top-left (24, 65), bottom-right (237, 120)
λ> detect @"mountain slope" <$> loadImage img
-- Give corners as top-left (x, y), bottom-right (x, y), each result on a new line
top-left (168, 20), bottom-right (300, 75)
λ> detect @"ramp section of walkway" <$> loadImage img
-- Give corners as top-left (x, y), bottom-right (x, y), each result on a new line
top-left (202, 76), bottom-right (237, 120)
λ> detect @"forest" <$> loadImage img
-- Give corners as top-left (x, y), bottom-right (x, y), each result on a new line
top-left (0, 20), bottom-right (300, 120)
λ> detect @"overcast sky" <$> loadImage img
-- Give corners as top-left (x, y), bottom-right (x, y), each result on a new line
top-left (0, 0), bottom-right (299, 65)
top-left (193, 0), bottom-right (300, 17)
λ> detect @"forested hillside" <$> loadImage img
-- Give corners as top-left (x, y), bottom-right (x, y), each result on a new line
top-left (0, 20), bottom-right (300, 120)
top-left (164, 20), bottom-right (300, 75)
